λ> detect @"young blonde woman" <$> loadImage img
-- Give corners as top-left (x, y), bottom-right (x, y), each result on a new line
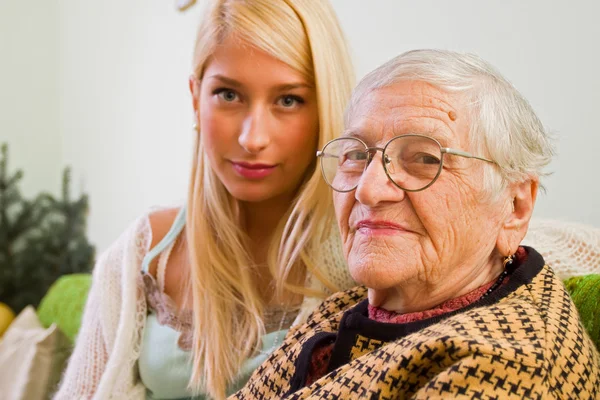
top-left (54, 1), bottom-right (355, 399)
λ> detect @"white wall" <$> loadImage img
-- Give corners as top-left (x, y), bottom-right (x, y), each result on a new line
top-left (57, 0), bottom-right (201, 251)
top-left (0, 0), bottom-right (61, 198)
top-left (6, 0), bottom-right (600, 251)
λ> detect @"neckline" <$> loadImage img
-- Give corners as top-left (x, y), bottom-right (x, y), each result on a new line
top-left (368, 247), bottom-right (527, 324)
top-left (368, 273), bottom-right (504, 324)
top-left (340, 246), bottom-right (544, 342)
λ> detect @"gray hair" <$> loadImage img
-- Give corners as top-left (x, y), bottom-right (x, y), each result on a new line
top-left (347, 49), bottom-right (555, 198)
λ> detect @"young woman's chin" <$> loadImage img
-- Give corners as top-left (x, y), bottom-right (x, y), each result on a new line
top-left (223, 180), bottom-right (292, 204)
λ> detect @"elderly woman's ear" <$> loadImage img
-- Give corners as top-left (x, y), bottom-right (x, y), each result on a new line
top-left (497, 179), bottom-right (539, 255)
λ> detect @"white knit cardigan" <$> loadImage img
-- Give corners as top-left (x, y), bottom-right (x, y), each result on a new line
top-left (53, 212), bottom-right (354, 399)
top-left (53, 215), bottom-right (600, 399)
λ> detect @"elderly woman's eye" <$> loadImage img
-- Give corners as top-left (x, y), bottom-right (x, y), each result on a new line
top-left (338, 150), bottom-right (367, 171)
top-left (344, 151), bottom-right (368, 161)
top-left (418, 154), bottom-right (441, 165)
top-left (404, 152), bottom-right (440, 165)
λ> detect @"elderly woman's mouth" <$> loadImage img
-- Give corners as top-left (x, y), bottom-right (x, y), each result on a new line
top-left (355, 220), bottom-right (411, 235)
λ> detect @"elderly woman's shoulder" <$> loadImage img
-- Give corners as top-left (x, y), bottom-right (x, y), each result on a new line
top-left (448, 262), bottom-right (598, 365)
top-left (306, 285), bottom-right (367, 324)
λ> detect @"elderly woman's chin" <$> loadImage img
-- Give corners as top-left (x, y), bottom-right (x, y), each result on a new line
top-left (347, 249), bottom-right (415, 291)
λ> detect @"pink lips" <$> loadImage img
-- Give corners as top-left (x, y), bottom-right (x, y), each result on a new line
top-left (231, 161), bottom-right (277, 179)
top-left (356, 220), bottom-right (409, 236)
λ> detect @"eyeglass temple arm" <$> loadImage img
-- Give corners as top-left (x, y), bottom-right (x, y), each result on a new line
top-left (442, 147), bottom-right (495, 164)
top-left (316, 150), bottom-right (334, 158)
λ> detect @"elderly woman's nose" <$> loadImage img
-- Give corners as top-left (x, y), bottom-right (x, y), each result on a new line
top-left (355, 153), bottom-right (405, 206)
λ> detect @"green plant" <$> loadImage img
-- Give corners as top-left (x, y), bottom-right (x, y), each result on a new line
top-left (0, 143), bottom-right (95, 313)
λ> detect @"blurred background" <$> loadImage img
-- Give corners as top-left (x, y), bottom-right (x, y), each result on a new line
top-left (2, 0), bottom-right (599, 253)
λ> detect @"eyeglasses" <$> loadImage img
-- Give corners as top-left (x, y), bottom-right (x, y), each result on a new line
top-left (316, 134), bottom-right (495, 192)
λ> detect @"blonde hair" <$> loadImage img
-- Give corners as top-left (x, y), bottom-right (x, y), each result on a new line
top-left (185, 0), bottom-right (354, 398)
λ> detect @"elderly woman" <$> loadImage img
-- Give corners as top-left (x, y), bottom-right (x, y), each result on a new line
top-left (230, 50), bottom-right (600, 399)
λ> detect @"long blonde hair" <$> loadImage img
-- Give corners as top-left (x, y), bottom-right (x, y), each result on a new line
top-left (185, 0), bottom-right (354, 398)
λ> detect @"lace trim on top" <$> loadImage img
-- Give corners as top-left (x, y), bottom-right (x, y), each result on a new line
top-left (142, 271), bottom-right (298, 351)
top-left (141, 272), bottom-right (193, 350)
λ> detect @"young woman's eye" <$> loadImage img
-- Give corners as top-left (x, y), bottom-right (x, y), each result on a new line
top-left (277, 95), bottom-right (304, 108)
top-left (214, 88), bottom-right (239, 102)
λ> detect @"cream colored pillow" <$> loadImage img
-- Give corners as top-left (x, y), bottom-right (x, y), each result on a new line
top-left (0, 306), bottom-right (59, 400)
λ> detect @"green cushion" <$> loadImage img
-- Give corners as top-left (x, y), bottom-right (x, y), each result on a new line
top-left (564, 275), bottom-right (600, 351)
top-left (37, 273), bottom-right (92, 343)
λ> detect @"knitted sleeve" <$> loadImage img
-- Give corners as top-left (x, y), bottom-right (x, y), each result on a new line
top-left (52, 264), bottom-right (109, 399)
top-left (294, 227), bottom-right (356, 325)
top-left (53, 215), bottom-right (152, 399)
top-left (523, 218), bottom-right (600, 279)
top-left (316, 225), bottom-right (356, 292)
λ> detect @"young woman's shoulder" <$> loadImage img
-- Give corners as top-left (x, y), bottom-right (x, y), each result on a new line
top-left (148, 206), bottom-right (181, 249)
top-left (94, 206), bottom-right (181, 276)
top-left (145, 206), bottom-right (184, 277)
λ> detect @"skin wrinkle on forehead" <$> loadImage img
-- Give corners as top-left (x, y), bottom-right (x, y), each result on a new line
top-left (354, 99), bottom-right (457, 126)
top-left (346, 111), bottom-right (459, 149)
top-left (346, 86), bottom-right (461, 147)
top-left (393, 117), bottom-right (455, 147)
top-left (379, 84), bottom-right (458, 119)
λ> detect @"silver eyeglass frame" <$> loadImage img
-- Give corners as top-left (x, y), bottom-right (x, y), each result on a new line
top-left (316, 134), bottom-right (496, 193)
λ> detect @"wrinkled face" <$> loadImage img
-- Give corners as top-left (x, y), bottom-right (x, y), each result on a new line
top-left (196, 36), bottom-right (319, 203)
top-left (334, 81), bottom-right (506, 296)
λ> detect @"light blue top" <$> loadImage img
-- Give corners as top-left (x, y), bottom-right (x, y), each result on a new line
top-left (138, 207), bottom-right (287, 400)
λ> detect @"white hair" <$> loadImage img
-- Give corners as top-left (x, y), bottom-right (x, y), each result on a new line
top-left (347, 49), bottom-right (555, 198)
